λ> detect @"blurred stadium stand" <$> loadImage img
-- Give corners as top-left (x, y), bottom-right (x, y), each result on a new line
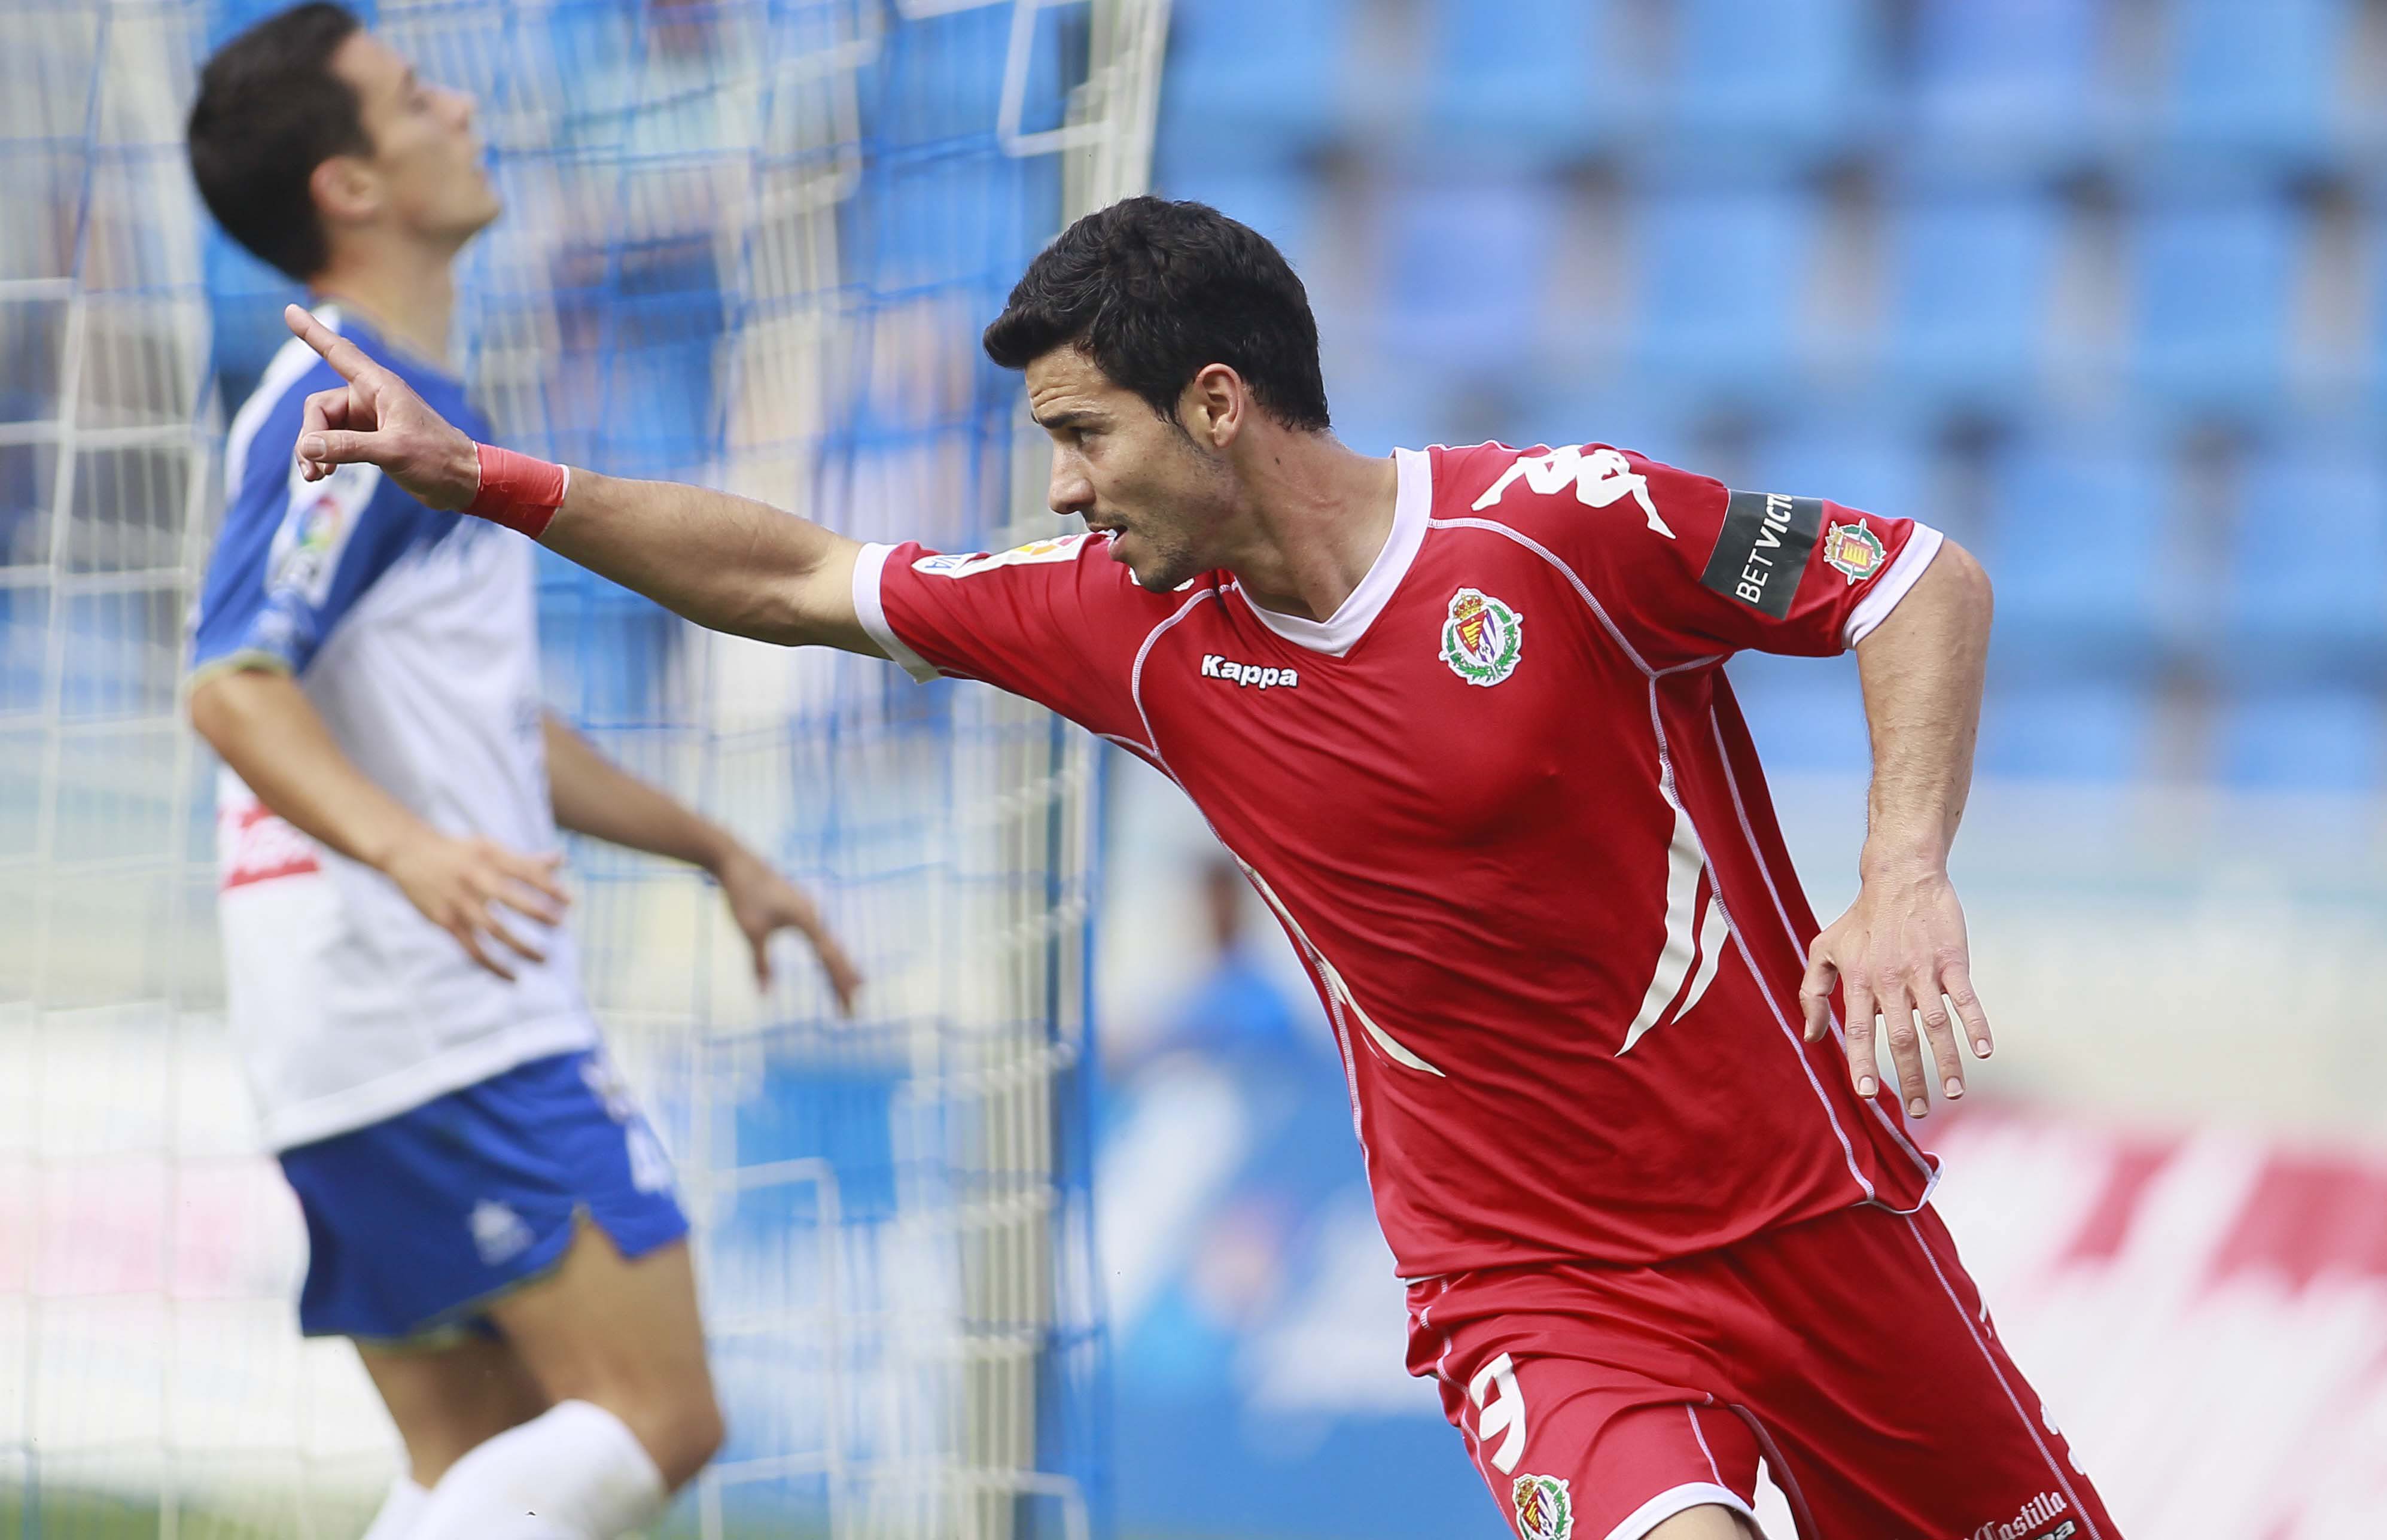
top-left (1152, 0), bottom-right (2387, 792)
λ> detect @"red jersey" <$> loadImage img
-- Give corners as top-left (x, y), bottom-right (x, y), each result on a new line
top-left (854, 442), bottom-right (1948, 1277)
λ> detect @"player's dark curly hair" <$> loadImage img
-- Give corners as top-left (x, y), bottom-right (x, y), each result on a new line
top-left (186, 2), bottom-right (369, 282)
top-left (984, 196), bottom-right (1332, 434)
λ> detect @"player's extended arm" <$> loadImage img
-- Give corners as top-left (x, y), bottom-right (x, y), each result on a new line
top-left (279, 305), bottom-right (877, 653)
top-left (540, 714), bottom-right (861, 1007)
top-left (187, 666), bottom-right (570, 979)
top-left (1797, 538), bottom-right (1996, 1118)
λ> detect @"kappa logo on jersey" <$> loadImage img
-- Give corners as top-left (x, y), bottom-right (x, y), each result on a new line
top-left (1468, 1352), bottom-right (1529, 1475)
top-left (1471, 444), bottom-right (1676, 538)
top-left (915, 534), bottom-right (1086, 579)
top-left (1960, 1490), bottom-right (2071, 1540)
top-left (1200, 654), bottom-right (1299, 690)
top-left (1509, 1474), bottom-right (1573, 1540)
top-left (1822, 519), bottom-right (1887, 585)
top-left (1699, 490), bottom-right (1825, 621)
top-left (469, 1200), bottom-right (535, 1266)
top-left (1440, 588), bottom-right (1524, 687)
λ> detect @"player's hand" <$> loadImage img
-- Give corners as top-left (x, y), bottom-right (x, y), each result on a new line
top-left (383, 833), bottom-right (572, 982)
top-left (712, 846), bottom-right (863, 1014)
top-left (1800, 864), bottom-right (1993, 1119)
top-left (282, 305), bottom-right (481, 511)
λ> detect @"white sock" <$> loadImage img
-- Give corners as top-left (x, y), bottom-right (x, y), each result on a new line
top-left (360, 1475), bottom-right (428, 1540)
top-left (407, 1400), bottom-right (667, 1540)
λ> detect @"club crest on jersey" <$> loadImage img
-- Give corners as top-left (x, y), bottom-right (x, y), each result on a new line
top-left (1511, 1474), bottom-right (1573, 1540)
top-left (1822, 521), bottom-right (1886, 585)
top-left (1440, 587), bottom-right (1523, 687)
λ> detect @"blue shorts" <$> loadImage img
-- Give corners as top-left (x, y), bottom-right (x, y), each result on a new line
top-left (278, 1049), bottom-right (689, 1346)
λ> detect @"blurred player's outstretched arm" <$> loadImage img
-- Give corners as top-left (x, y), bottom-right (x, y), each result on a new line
top-left (1798, 542), bottom-right (1997, 1118)
top-left (540, 716), bottom-right (863, 1010)
top-left (281, 306), bottom-right (881, 655)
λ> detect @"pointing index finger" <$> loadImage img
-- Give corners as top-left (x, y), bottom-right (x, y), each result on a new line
top-left (283, 304), bottom-right (375, 384)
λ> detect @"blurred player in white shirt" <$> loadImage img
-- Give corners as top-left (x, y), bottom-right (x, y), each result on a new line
top-left (182, 8), bottom-right (860, 1537)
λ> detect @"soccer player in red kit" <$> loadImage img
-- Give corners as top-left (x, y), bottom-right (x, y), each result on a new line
top-left (276, 198), bottom-right (2122, 1540)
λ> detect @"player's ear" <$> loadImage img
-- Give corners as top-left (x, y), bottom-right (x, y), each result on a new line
top-left (309, 154), bottom-right (381, 232)
top-left (1181, 364), bottom-right (1243, 451)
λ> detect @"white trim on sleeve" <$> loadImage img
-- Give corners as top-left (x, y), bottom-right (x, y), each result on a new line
top-left (1599, 1481), bottom-right (1761, 1540)
top-left (850, 541), bottom-right (940, 682)
top-left (1842, 523), bottom-right (1944, 649)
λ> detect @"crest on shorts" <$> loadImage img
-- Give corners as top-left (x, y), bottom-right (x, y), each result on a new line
top-left (1510, 1474), bottom-right (1573, 1540)
top-left (1440, 587), bottom-right (1523, 687)
top-left (1821, 520), bottom-right (1886, 586)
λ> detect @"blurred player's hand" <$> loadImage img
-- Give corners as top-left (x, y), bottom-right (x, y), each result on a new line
top-left (283, 304), bottom-right (481, 510)
top-left (712, 847), bottom-right (864, 1014)
top-left (383, 834), bottom-right (572, 982)
top-left (1799, 865), bottom-right (1993, 1119)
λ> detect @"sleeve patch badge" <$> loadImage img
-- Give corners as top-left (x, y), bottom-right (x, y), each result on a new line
top-left (1821, 519), bottom-right (1887, 585)
top-left (1698, 491), bottom-right (1825, 620)
top-left (266, 461), bottom-right (379, 608)
top-left (914, 533), bottom-right (1087, 579)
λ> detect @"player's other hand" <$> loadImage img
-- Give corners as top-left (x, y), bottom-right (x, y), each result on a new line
top-left (383, 833), bottom-right (572, 982)
top-left (282, 305), bottom-right (480, 511)
top-left (712, 847), bottom-right (863, 1014)
top-left (1799, 864), bottom-right (1993, 1119)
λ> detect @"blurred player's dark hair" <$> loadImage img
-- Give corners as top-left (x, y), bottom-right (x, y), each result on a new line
top-left (984, 196), bottom-right (1332, 434)
top-left (186, 2), bottom-right (367, 282)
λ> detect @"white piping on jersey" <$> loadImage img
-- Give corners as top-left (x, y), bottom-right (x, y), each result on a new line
top-left (1706, 707), bottom-right (1941, 1191)
top-left (1616, 802), bottom-right (1724, 1055)
top-left (1125, 589), bottom-right (1443, 1125)
top-left (1688, 1405), bottom-right (1727, 1491)
top-left (1683, 891), bottom-right (1730, 1030)
top-left (1229, 446), bottom-right (1432, 657)
top-left (1240, 860), bottom-right (1446, 1078)
top-left (1902, 1213), bottom-right (2109, 1540)
top-left (1723, 1406), bottom-right (1825, 1539)
top-left (1435, 507), bottom-right (1881, 1204)
top-left (1127, 586), bottom-right (1218, 760)
top-left (1427, 515), bottom-right (1667, 677)
top-left (224, 305), bottom-right (344, 498)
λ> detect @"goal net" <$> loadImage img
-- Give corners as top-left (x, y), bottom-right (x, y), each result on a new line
top-left (0, 2), bottom-right (1167, 1536)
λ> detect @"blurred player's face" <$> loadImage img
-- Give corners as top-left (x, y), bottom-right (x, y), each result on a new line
top-left (1027, 348), bottom-right (1238, 594)
top-left (321, 32), bottom-right (500, 257)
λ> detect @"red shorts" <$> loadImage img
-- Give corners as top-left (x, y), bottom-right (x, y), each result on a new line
top-left (1407, 1202), bottom-right (2121, 1540)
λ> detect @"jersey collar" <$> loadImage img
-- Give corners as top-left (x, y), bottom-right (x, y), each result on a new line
top-left (1233, 446), bottom-right (1430, 658)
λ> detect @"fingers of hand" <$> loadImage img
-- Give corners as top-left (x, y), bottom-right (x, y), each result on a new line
top-left (1797, 949), bottom-right (1838, 1045)
top-left (820, 940), bottom-right (864, 1014)
top-left (1877, 980), bottom-right (1931, 1118)
top-left (1944, 960), bottom-right (1994, 1059)
top-left (284, 304), bottom-right (375, 385)
top-left (493, 848), bottom-right (571, 917)
top-left (480, 911), bottom-right (546, 967)
top-left (1841, 981), bottom-right (1880, 1101)
top-left (447, 917), bottom-right (515, 982)
top-left (1913, 969), bottom-right (1968, 1104)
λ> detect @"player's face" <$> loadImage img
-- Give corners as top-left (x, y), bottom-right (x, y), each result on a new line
top-left (1025, 348), bottom-right (1237, 594)
top-left (327, 32), bottom-right (501, 251)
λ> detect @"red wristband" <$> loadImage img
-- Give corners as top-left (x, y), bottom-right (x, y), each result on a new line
top-left (466, 443), bottom-right (568, 538)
